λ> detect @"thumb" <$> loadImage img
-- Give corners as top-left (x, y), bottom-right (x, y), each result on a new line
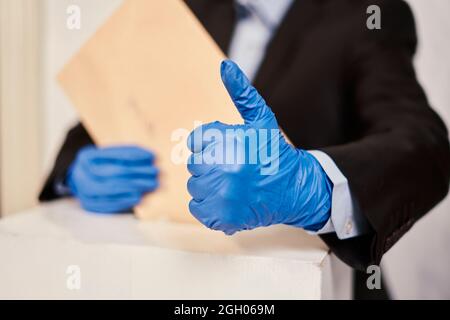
top-left (221, 60), bottom-right (277, 129)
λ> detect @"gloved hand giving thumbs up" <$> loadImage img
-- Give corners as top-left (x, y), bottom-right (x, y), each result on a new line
top-left (186, 60), bottom-right (332, 235)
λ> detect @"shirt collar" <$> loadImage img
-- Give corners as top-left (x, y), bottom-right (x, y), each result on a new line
top-left (234, 0), bottom-right (294, 30)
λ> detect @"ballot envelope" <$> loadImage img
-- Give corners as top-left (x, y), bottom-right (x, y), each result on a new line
top-left (58, 0), bottom-right (243, 223)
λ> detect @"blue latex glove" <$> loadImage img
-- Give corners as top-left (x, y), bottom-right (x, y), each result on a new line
top-left (67, 145), bottom-right (159, 213)
top-left (187, 60), bottom-right (332, 235)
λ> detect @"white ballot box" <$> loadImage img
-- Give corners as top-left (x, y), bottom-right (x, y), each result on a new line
top-left (0, 200), bottom-right (351, 299)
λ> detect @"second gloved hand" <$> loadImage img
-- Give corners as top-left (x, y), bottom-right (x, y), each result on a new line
top-left (187, 60), bottom-right (333, 235)
top-left (67, 145), bottom-right (159, 213)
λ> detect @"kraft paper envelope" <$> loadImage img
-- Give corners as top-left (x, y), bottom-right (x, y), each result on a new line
top-left (58, 0), bottom-right (242, 223)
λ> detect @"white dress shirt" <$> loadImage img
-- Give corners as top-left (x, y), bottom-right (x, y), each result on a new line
top-left (228, 0), bottom-right (370, 239)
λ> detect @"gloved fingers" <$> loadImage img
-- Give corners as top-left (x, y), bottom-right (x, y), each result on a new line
top-left (187, 153), bottom-right (214, 177)
top-left (115, 176), bottom-right (159, 193)
top-left (187, 174), bottom-right (215, 202)
top-left (220, 60), bottom-right (278, 129)
top-left (188, 198), bottom-right (219, 229)
top-left (84, 161), bottom-right (159, 180)
top-left (80, 145), bottom-right (155, 165)
top-left (187, 139), bottom-right (223, 177)
top-left (78, 192), bottom-right (142, 213)
top-left (80, 178), bottom-right (157, 198)
top-left (188, 166), bottom-right (225, 201)
top-left (187, 121), bottom-right (230, 153)
top-left (187, 154), bottom-right (212, 177)
top-left (70, 165), bottom-right (158, 198)
top-left (189, 198), bottom-right (240, 235)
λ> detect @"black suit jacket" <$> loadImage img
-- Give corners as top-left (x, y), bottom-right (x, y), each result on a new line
top-left (40, 0), bottom-right (450, 271)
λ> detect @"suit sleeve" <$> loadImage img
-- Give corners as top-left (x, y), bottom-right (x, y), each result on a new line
top-left (320, 0), bottom-right (450, 270)
top-left (39, 122), bottom-right (94, 201)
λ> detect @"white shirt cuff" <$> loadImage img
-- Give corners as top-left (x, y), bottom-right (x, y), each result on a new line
top-left (306, 150), bottom-right (370, 239)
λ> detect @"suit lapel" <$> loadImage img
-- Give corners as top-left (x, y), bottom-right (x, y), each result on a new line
top-left (253, 0), bottom-right (324, 95)
top-left (186, 0), bottom-right (325, 97)
top-left (185, 0), bottom-right (236, 54)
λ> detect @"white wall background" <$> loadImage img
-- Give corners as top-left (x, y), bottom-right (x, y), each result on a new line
top-left (41, 0), bottom-right (450, 299)
top-left (0, 0), bottom-right (42, 215)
